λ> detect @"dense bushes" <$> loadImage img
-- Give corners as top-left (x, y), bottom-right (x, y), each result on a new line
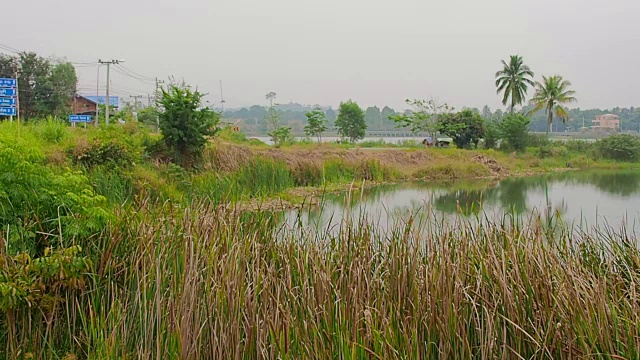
top-left (500, 114), bottom-right (530, 152)
top-left (0, 134), bottom-right (107, 256)
top-left (595, 134), bottom-right (640, 162)
top-left (71, 139), bottom-right (134, 169)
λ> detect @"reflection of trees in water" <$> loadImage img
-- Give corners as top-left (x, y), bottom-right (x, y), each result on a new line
top-left (432, 176), bottom-right (548, 216)
top-left (568, 172), bottom-right (640, 197)
top-left (296, 171), bottom-right (640, 224)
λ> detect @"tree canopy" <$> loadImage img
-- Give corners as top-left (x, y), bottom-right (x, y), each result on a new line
top-left (304, 107), bottom-right (328, 142)
top-left (437, 109), bottom-right (485, 149)
top-left (158, 85), bottom-right (219, 167)
top-left (391, 99), bottom-right (452, 137)
top-left (0, 52), bottom-right (77, 120)
top-left (495, 55), bottom-right (534, 113)
top-left (528, 75), bottom-right (577, 136)
top-left (335, 100), bottom-right (366, 143)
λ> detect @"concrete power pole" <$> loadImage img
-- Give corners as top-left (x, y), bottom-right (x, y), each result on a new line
top-left (129, 95), bottom-right (143, 110)
top-left (155, 77), bottom-right (165, 132)
top-left (98, 59), bottom-right (124, 125)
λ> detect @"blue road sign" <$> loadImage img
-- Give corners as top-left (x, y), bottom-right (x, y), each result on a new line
top-left (0, 98), bottom-right (17, 106)
top-left (0, 107), bottom-right (17, 116)
top-left (0, 88), bottom-right (16, 96)
top-left (0, 78), bottom-right (17, 87)
top-left (69, 114), bottom-right (92, 122)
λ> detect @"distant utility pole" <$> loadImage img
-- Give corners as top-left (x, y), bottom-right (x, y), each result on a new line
top-left (129, 95), bottom-right (143, 110)
top-left (98, 59), bottom-right (124, 125)
top-left (155, 77), bottom-right (165, 132)
top-left (219, 80), bottom-right (226, 112)
top-left (95, 65), bottom-right (101, 126)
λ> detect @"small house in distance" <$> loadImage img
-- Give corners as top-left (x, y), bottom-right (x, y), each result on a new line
top-left (71, 95), bottom-right (97, 115)
top-left (591, 114), bottom-right (620, 132)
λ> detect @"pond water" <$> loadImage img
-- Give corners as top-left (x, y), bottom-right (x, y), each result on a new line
top-left (283, 171), bottom-right (640, 234)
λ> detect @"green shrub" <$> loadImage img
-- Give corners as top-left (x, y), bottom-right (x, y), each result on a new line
top-left (483, 120), bottom-right (501, 149)
top-left (0, 134), bottom-right (108, 256)
top-left (39, 117), bottom-right (68, 144)
top-left (528, 133), bottom-right (551, 147)
top-left (536, 145), bottom-right (554, 159)
top-left (595, 134), bottom-right (640, 162)
top-left (564, 140), bottom-right (593, 153)
top-left (71, 139), bottom-right (134, 169)
top-left (500, 114), bottom-right (530, 152)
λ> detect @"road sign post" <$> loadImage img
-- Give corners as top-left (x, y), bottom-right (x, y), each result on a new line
top-left (69, 115), bottom-right (92, 129)
top-left (0, 77), bottom-right (18, 124)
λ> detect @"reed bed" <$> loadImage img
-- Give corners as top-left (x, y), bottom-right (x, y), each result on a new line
top-left (2, 202), bottom-right (640, 359)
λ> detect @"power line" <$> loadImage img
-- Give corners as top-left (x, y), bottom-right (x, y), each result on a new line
top-left (111, 66), bottom-right (155, 84)
top-left (116, 64), bottom-right (155, 81)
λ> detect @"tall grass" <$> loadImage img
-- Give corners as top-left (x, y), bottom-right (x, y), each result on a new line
top-left (2, 202), bottom-right (639, 359)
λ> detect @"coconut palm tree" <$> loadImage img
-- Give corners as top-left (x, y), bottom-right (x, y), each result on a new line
top-left (528, 75), bottom-right (577, 136)
top-left (495, 55), bottom-right (535, 113)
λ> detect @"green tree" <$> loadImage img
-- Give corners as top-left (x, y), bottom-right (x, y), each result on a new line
top-left (137, 106), bottom-right (159, 127)
top-left (0, 52), bottom-right (77, 120)
top-left (481, 105), bottom-right (493, 119)
top-left (265, 107), bottom-right (290, 146)
top-left (391, 99), bottom-right (452, 138)
top-left (495, 55), bottom-right (535, 113)
top-left (158, 85), bottom-right (220, 167)
top-left (365, 106), bottom-right (382, 130)
top-left (380, 106), bottom-right (396, 130)
top-left (268, 125), bottom-right (293, 147)
top-left (335, 100), bottom-right (366, 143)
top-left (528, 75), bottom-right (577, 136)
top-left (47, 62), bottom-right (78, 117)
top-left (437, 109), bottom-right (485, 149)
top-left (304, 107), bottom-right (328, 142)
top-left (483, 119), bottom-right (501, 149)
top-left (500, 114), bottom-right (530, 151)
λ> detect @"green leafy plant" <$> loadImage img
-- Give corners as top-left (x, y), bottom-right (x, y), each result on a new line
top-left (595, 134), bottom-right (640, 161)
top-left (71, 139), bottom-right (134, 169)
top-left (267, 126), bottom-right (293, 148)
top-left (158, 85), bottom-right (220, 167)
top-left (0, 134), bottom-right (107, 256)
top-left (500, 114), bottom-right (530, 152)
top-left (335, 100), bottom-right (366, 143)
top-left (39, 117), bottom-right (68, 144)
top-left (304, 107), bottom-right (328, 142)
top-left (391, 99), bottom-right (452, 138)
top-left (437, 109), bottom-right (485, 149)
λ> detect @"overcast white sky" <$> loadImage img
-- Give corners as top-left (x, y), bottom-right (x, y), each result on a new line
top-left (4, 0), bottom-right (639, 110)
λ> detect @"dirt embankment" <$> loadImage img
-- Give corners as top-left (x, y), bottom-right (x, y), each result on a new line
top-left (207, 142), bottom-right (511, 179)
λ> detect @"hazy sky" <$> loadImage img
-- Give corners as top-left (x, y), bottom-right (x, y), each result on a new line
top-left (4, 0), bottom-right (639, 110)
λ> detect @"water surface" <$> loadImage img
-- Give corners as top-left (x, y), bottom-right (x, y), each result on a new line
top-left (283, 171), bottom-right (640, 234)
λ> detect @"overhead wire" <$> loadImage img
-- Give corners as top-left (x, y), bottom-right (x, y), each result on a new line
top-left (115, 64), bottom-right (155, 81)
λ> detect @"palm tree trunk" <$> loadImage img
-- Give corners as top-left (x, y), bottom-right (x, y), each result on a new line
top-left (546, 107), bottom-right (553, 138)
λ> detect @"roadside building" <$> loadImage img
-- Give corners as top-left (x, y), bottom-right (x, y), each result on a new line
top-left (591, 114), bottom-right (620, 131)
top-left (70, 95), bottom-right (98, 115)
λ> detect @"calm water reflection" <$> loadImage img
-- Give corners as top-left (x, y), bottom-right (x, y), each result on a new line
top-left (283, 171), bottom-right (640, 233)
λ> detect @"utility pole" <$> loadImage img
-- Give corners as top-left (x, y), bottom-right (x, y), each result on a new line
top-left (129, 95), bottom-right (143, 110)
top-left (95, 65), bottom-right (101, 127)
top-left (98, 59), bottom-right (124, 125)
top-left (155, 77), bottom-right (165, 132)
top-left (219, 80), bottom-right (226, 113)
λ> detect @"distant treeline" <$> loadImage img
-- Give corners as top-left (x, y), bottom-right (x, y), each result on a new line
top-left (223, 103), bottom-right (640, 135)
